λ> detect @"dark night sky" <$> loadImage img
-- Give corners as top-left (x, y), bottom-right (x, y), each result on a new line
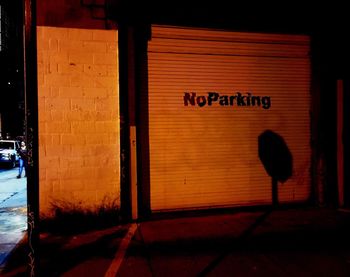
top-left (109, 0), bottom-right (348, 34)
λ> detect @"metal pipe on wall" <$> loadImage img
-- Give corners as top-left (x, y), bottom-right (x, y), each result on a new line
top-left (23, 0), bottom-right (39, 275)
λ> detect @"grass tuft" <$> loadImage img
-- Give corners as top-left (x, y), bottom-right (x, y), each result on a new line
top-left (40, 198), bottom-right (121, 235)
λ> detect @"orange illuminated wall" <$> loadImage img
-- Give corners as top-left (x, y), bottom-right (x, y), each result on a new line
top-left (37, 27), bottom-right (119, 215)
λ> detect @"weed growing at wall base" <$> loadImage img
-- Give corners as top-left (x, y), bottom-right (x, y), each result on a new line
top-left (40, 198), bottom-right (121, 235)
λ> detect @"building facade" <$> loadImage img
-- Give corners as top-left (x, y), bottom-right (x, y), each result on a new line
top-left (30, 0), bottom-right (350, 220)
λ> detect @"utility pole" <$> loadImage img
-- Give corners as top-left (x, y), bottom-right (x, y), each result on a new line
top-left (23, 0), bottom-right (39, 275)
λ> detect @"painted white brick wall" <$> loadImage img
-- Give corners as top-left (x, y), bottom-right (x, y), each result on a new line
top-left (37, 26), bottom-right (120, 216)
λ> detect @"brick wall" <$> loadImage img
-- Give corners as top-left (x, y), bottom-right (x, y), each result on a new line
top-left (37, 26), bottom-right (120, 216)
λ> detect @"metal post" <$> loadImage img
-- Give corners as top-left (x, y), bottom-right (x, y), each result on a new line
top-left (337, 79), bottom-right (344, 207)
top-left (23, 0), bottom-right (39, 275)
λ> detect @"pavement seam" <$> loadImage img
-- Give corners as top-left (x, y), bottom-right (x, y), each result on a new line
top-left (198, 209), bottom-right (273, 276)
top-left (136, 222), bottom-right (155, 276)
top-left (104, 223), bottom-right (138, 277)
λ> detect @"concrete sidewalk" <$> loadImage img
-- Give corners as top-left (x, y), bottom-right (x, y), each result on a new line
top-left (2, 206), bottom-right (350, 276)
top-left (117, 207), bottom-right (350, 277)
top-left (0, 206), bottom-right (27, 271)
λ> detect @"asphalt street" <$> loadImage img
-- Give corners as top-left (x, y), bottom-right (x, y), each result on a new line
top-left (0, 166), bottom-right (27, 272)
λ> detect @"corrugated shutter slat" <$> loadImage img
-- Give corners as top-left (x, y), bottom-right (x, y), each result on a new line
top-left (148, 25), bottom-right (311, 212)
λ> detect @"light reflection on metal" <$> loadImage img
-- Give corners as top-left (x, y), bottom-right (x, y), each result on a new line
top-left (27, 127), bottom-right (34, 167)
top-left (27, 206), bottom-right (35, 277)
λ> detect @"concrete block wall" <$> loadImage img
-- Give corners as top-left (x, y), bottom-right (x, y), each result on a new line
top-left (37, 26), bottom-right (120, 216)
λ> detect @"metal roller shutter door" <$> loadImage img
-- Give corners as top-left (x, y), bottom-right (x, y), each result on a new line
top-left (148, 25), bottom-right (311, 212)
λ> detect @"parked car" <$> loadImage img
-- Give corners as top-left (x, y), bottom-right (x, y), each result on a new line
top-left (0, 140), bottom-right (20, 168)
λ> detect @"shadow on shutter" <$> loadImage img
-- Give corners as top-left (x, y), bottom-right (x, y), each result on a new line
top-left (258, 129), bottom-right (293, 206)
